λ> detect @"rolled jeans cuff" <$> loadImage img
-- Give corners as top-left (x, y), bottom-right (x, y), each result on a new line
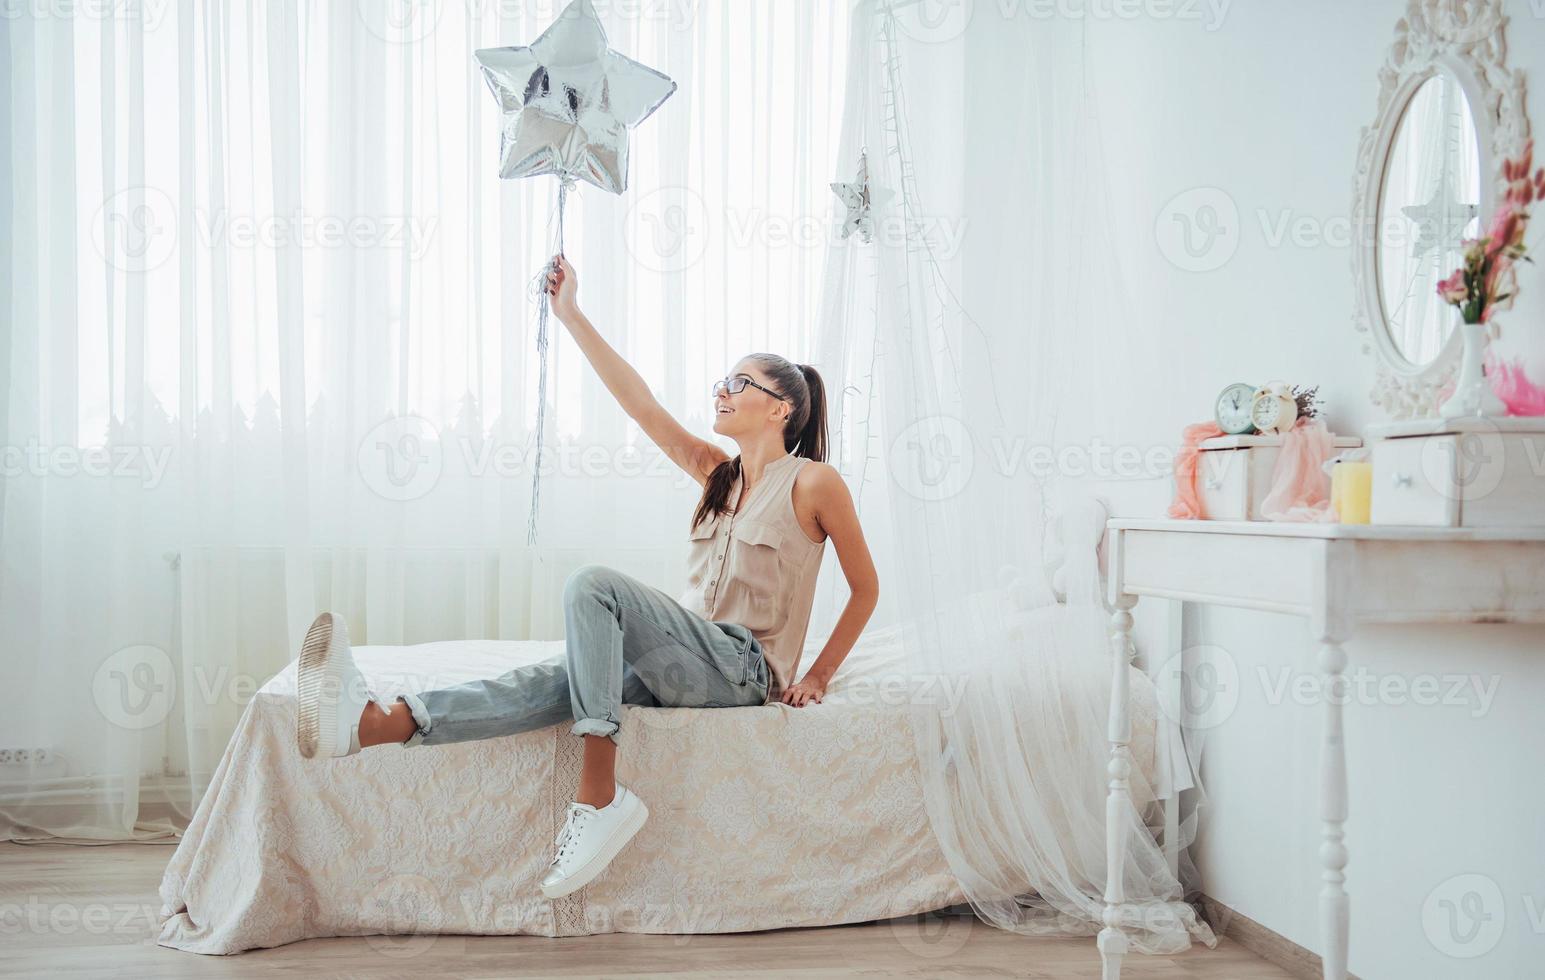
top-left (570, 716), bottom-right (620, 745)
top-left (398, 692), bottom-right (432, 747)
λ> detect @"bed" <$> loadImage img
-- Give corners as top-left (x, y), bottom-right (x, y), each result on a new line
top-left (157, 558), bottom-right (1162, 955)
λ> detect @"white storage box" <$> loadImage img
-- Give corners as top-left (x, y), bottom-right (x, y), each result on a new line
top-left (1197, 434), bottom-right (1362, 522)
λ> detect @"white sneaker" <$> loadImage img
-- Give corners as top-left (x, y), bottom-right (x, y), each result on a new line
top-left (540, 784), bottom-right (649, 899)
top-left (295, 612), bottom-right (378, 759)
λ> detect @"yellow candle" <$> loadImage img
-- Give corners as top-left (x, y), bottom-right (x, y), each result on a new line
top-left (1332, 461), bottom-right (1372, 524)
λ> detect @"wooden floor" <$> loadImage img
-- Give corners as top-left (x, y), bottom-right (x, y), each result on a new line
top-left (0, 842), bottom-right (1294, 979)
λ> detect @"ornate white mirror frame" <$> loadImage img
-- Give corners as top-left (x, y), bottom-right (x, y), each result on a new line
top-left (1351, 0), bottom-right (1530, 419)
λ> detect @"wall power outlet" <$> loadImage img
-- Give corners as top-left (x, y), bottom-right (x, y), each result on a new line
top-left (0, 748), bottom-right (54, 766)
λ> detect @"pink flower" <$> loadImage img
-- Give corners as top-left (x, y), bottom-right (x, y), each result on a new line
top-left (1484, 260), bottom-right (1518, 317)
top-left (1461, 238), bottom-right (1487, 266)
top-left (1483, 204), bottom-right (1526, 258)
top-left (1503, 140), bottom-right (1535, 201)
top-left (1471, 143), bottom-right (1537, 325)
top-left (1503, 139), bottom-right (1533, 180)
top-left (1436, 268), bottom-right (1468, 305)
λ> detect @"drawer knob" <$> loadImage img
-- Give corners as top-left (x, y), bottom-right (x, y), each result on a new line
top-left (1391, 472), bottom-right (1413, 489)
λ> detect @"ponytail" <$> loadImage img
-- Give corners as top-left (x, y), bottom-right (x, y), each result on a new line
top-left (789, 363), bottom-right (827, 462)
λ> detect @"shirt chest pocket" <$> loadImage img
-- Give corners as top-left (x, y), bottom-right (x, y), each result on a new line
top-left (723, 519), bottom-right (785, 628)
top-left (685, 517), bottom-right (720, 589)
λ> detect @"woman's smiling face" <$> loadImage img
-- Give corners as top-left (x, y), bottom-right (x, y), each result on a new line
top-left (712, 359), bottom-right (786, 436)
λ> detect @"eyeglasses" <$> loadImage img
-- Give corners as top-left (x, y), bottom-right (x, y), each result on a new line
top-left (712, 375), bottom-right (787, 402)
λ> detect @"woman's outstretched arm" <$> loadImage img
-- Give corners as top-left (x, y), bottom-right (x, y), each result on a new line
top-left (545, 255), bottom-right (728, 486)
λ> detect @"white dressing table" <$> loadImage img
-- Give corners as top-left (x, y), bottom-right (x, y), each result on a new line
top-left (1095, 518), bottom-right (1545, 980)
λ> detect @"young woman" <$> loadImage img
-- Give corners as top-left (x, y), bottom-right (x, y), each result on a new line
top-left (291, 254), bottom-right (880, 901)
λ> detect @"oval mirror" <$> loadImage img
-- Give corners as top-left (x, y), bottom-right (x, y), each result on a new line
top-left (1376, 70), bottom-right (1482, 367)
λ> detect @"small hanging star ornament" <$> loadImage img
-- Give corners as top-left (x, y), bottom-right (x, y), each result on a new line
top-left (831, 149), bottom-right (890, 243)
top-left (1400, 168), bottom-right (1478, 261)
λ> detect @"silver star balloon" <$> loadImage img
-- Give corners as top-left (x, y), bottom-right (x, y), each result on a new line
top-left (831, 149), bottom-right (891, 243)
top-left (474, 0), bottom-right (677, 194)
top-left (473, 0), bottom-right (675, 544)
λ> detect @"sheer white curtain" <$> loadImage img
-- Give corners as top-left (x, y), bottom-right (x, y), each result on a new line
top-left (817, 0), bottom-right (1214, 953)
top-left (1, 0), bottom-right (848, 841)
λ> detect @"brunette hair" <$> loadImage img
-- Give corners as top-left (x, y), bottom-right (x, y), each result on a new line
top-left (691, 354), bottom-right (827, 531)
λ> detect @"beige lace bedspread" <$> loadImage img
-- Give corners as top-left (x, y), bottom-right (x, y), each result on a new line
top-left (156, 625), bottom-right (1157, 954)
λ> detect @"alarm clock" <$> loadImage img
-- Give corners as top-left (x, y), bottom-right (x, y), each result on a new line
top-left (1214, 382), bottom-right (1257, 435)
top-left (1249, 382), bottom-right (1299, 435)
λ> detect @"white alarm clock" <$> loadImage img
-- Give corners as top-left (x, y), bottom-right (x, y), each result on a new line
top-left (1249, 382), bottom-right (1299, 435)
top-left (1214, 382), bottom-right (1257, 435)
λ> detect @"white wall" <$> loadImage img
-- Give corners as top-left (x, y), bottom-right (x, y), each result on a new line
top-left (962, 2), bottom-right (1545, 977)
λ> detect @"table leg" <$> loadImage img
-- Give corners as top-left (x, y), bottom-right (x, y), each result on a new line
top-left (1099, 595), bottom-right (1138, 980)
top-left (1319, 639), bottom-right (1349, 980)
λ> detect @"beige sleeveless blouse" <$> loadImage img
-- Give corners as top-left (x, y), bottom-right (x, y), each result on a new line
top-left (676, 454), bottom-right (826, 702)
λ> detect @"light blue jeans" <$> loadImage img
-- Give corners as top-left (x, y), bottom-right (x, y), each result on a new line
top-left (396, 564), bottom-right (770, 747)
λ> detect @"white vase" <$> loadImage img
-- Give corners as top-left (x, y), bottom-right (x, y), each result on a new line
top-left (1438, 318), bottom-right (1507, 419)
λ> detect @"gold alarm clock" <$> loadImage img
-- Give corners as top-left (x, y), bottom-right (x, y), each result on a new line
top-left (1249, 382), bottom-right (1299, 435)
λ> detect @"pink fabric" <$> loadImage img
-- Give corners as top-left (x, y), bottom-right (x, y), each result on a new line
top-left (1484, 349), bottom-right (1545, 416)
top-left (1167, 421), bottom-right (1225, 519)
top-left (1258, 418), bottom-right (1337, 523)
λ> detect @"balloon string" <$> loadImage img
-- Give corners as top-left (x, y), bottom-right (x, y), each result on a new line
top-left (527, 176), bottom-right (575, 545)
